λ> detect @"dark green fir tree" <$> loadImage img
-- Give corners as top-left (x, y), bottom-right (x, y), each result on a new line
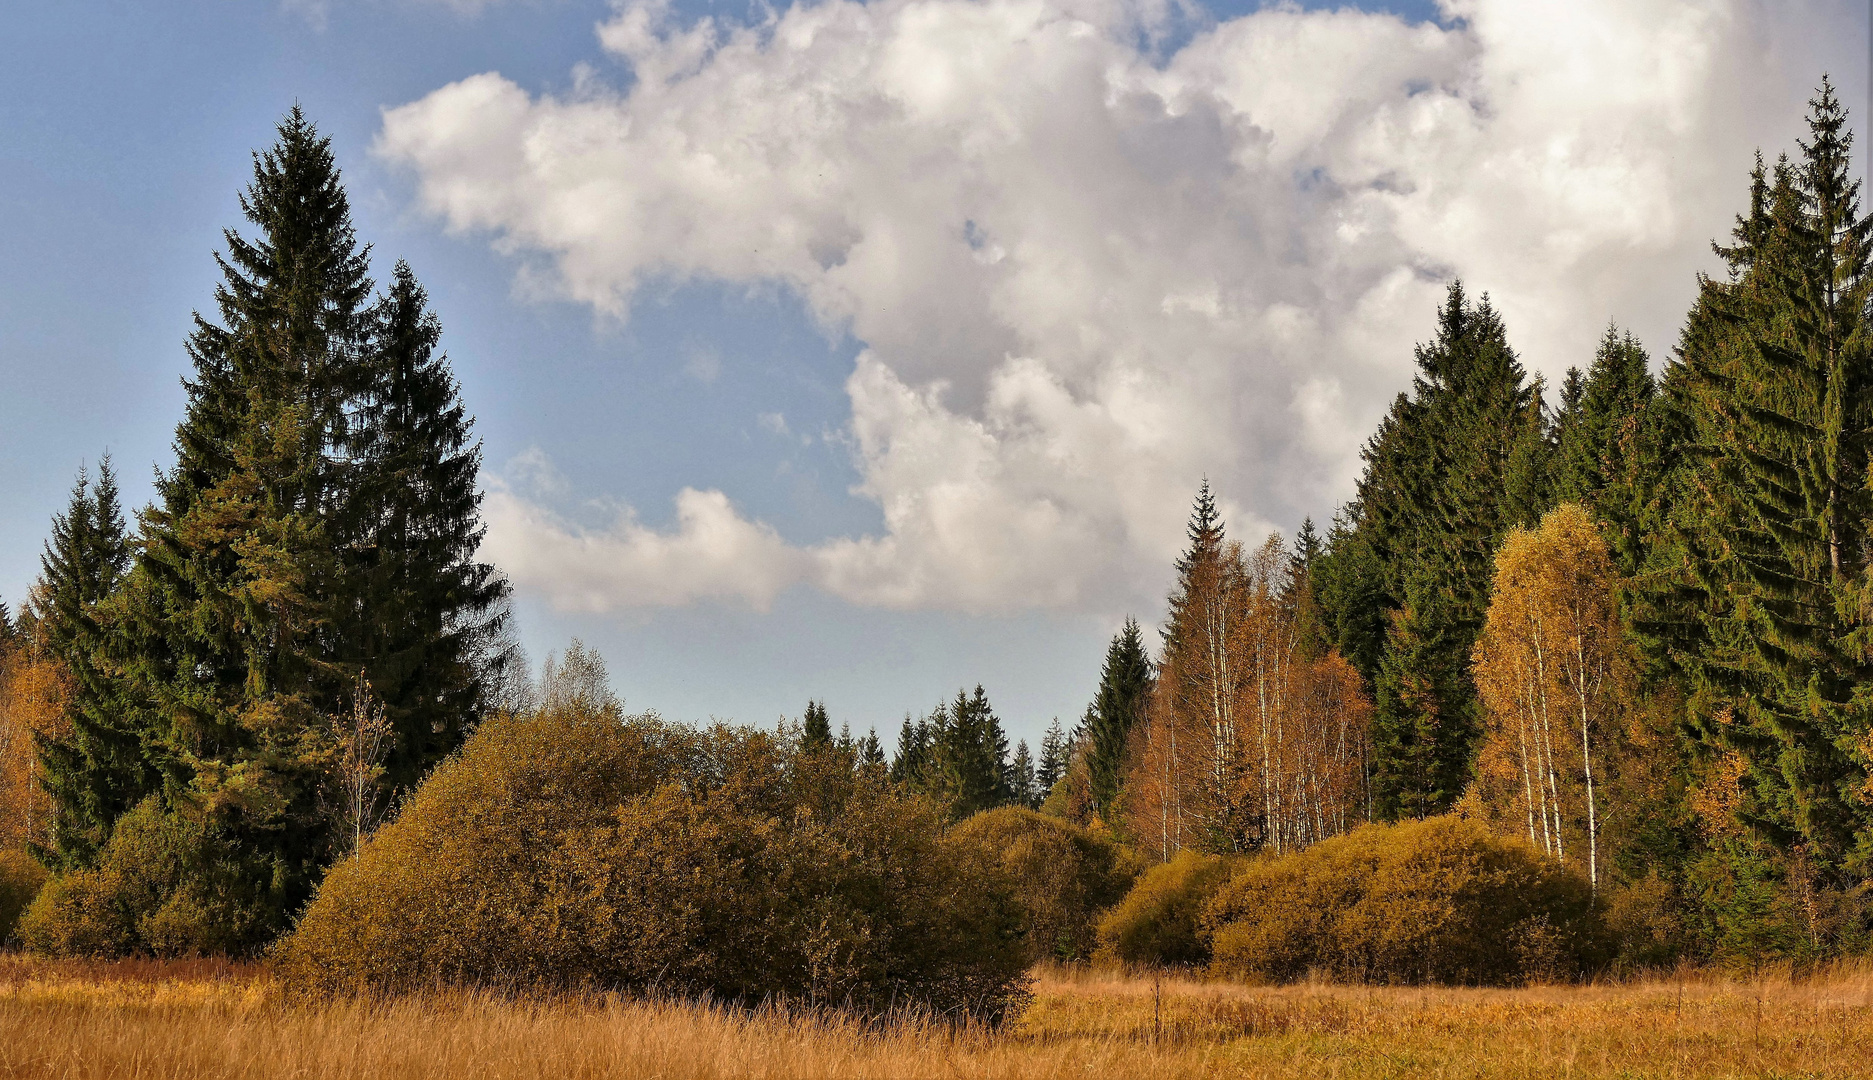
top-left (858, 728), bottom-right (886, 768)
top-left (31, 458), bottom-right (153, 869)
top-left (932, 686), bottom-right (1011, 818)
top-left (1660, 81), bottom-right (1873, 863)
top-left (344, 262), bottom-right (511, 792)
top-left (1010, 740), bottom-right (1038, 808)
top-left (1037, 717), bottom-right (1069, 796)
top-left (1554, 325), bottom-right (1657, 573)
top-left (1086, 617), bottom-right (1151, 817)
top-left (1329, 281), bottom-right (1546, 818)
top-left (801, 699), bottom-right (832, 752)
top-left (93, 109), bottom-right (508, 951)
top-left (116, 108), bottom-right (378, 949)
top-left (890, 714), bottom-right (934, 788)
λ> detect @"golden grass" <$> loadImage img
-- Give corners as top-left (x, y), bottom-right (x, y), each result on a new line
top-left (1, 954), bottom-right (1869, 1078)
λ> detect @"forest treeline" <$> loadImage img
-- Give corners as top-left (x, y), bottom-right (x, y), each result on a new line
top-left (1042, 79), bottom-right (1873, 966)
top-left (3, 83), bottom-right (1873, 1003)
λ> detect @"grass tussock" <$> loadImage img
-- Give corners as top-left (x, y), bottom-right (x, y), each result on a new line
top-left (2, 955), bottom-right (1873, 1078)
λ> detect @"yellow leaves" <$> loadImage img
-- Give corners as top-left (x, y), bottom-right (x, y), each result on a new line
top-left (0, 645), bottom-right (67, 851)
top-left (272, 705), bottom-right (1032, 1020)
top-left (1690, 744), bottom-right (1749, 840)
top-left (1472, 504), bottom-right (1637, 890)
top-left (1094, 849), bottom-right (1235, 968)
top-left (951, 806), bottom-right (1138, 965)
top-left (1204, 817), bottom-right (1606, 986)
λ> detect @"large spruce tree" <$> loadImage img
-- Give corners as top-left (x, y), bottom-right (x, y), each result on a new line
top-left (31, 458), bottom-right (153, 868)
top-left (1553, 327), bottom-right (1657, 574)
top-left (65, 109), bottom-right (510, 951)
top-left (1660, 82), bottom-right (1873, 864)
top-left (343, 262), bottom-right (510, 792)
top-left (937, 686), bottom-right (1012, 818)
top-left (801, 699), bottom-right (832, 751)
top-left (117, 108), bottom-right (377, 945)
top-left (1326, 283), bottom-right (1547, 818)
top-left (1160, 480), bottom-right (1226, 664)
top-left (1036, 717), bottom-right (1069, 796)
top-left (890, 688), bottom-right (1013, 818)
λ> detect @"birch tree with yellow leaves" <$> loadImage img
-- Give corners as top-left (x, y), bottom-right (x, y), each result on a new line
top-left (1472, 503), bottom-right (1633, 891)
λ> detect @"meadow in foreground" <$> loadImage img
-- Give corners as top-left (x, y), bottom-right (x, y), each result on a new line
top-left (2, 957), bottom-right (1870, 1080)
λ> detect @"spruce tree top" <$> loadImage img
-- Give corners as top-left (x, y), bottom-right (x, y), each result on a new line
top-left (802, 700), bottom-right (832, 751)
top-left (166, 106), bottom-right (372, 512)
top-left (38, 457), bottom-right (128, 652)
top-left (1176, 480), bottom-right (1223, 575)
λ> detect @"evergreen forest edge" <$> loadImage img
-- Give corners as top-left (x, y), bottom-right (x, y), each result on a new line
top-left (5, 82), bottom-right (1873, 1000)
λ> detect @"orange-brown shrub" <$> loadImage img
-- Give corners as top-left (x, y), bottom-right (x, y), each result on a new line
top-left (1205, 817), bottom-right (1609, 985)
top-left (274, 703), bottom-right (1031, 1022)
top-left (951, 806), bottom-right (1139, 964)
top-left (1094, 849), bottom-right (1235, 968)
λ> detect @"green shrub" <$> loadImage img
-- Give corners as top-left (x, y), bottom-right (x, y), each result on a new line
top-left (274, 703), bottom-right (1031, 1022)
top-left (1094, 849), bottom-right (1234, 968)
top-left (19, 796), bottom-right (274, 958)
top-left (1678, 838), bottom-right (1873, 968)
top-left (0, 847), bottom-right (47, 946)
top-left (951, 806), bottom-right (1139, 963)
top-left (1206, 817), bottom-right (1609, 985)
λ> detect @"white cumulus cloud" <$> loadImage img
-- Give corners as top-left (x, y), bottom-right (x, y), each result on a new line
top-left (483, 480), bottom-right (810, 610)
top-left (380, 0), bottom-right (1861, 613)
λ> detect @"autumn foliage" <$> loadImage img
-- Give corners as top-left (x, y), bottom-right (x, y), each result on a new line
top-left (950, 806), bottom-right (1139, 964)
top-left (0, 634), bottom-right (62, 942)
top-left (1471, 504), bottom-right (1632, 891)
top-left (273, 689), bottom-right (1032, 1022)
top-left (1093, 849), bottom-right (1236, 969)
top-left (1126, 529), bottom-right (1370, 861)
top-left (1205, 817), bottom-right (1609, 985)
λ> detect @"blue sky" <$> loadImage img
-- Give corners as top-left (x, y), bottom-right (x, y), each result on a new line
top-left (0, 0), bottom-right (1854, 747)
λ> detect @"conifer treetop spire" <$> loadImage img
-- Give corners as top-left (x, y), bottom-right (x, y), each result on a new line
top-left (1176, 479), bottom-right (1224, 575)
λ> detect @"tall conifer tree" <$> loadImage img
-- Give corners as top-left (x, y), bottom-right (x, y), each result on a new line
top-left (118, 108), bottom-right (375, 944)
top-left (891, 714), bottom-right (934, 789)
top-left (1010, 740), bottom-right (1038, 808)
top-left (32, 458), bottom-right (151, 868)
top-left (1555, 327), bottom-right (1657, 573)
top-left (1286, 518), bottom-right (1330, 660)
top-left (1333, 283), bottom-right (1547, 817)
top-left (801, 700), bottom-right (832, 751)
top-left (1663, 82), bottom-right (1873, 862)
top-left (80, 110), bottom-right (507, 950)
top-left (1037, 717), bottom-right (1068, 796)
top-left (858, 728), bottom-right (886, 768)
top-left (1086, 618), bottom-right (1151, 817)
top-left (343, 262), bottom-right (509, 791)
top-left (935, 686), bottom-right (1011, 817)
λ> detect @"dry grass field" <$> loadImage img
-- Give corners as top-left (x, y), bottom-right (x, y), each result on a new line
top-left (0, 954), bottom-right (1868, 1079)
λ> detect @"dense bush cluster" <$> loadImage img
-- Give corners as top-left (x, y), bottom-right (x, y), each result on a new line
top-left (17, 797), bottom-right (272, 957)
top-left (950, 806), bottom-right (1138, 963)
top-left (1205, 818), bottom-right (1609, 985)
top-left (1094, 850), bottom-right (1234, 969)
top-left (273, 697), bottom-right (1031, 1022)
